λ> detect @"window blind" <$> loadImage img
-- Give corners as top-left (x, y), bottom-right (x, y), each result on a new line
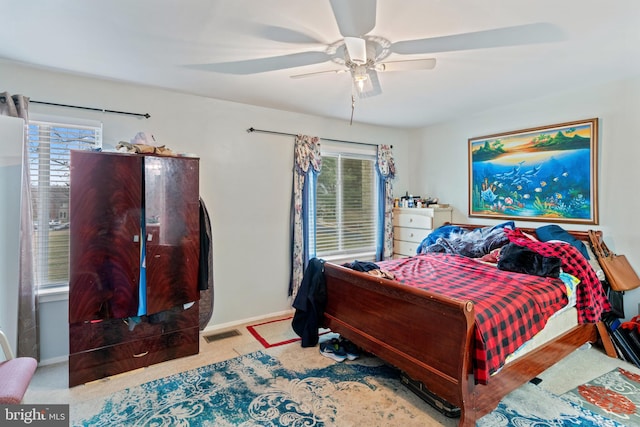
top-left (28, 119), bottom-right (102, 289)
top-left (314, 152), bottom-right (377, 257)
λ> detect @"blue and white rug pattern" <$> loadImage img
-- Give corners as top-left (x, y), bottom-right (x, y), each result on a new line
top-left (73, 351), bottom-right (417, 427)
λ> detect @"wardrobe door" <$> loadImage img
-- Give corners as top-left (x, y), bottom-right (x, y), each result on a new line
top-left (144, 156), bottom-right (200, 314)
top-left (69, 151), bottom-right (143, 322)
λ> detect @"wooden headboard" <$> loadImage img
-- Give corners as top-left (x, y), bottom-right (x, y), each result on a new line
top-left (447, 223), bottom-right (598, 242)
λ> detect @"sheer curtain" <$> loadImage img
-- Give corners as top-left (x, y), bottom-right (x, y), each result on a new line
top-left (0, 92), bottom-right (38, 360)
top-left (376, 144), bottom-right (396, 261)
top-left (289, 134), bottom-right (321, 300)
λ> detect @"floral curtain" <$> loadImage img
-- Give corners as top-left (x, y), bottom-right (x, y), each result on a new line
top-left (0, 92), bottom-right (38, 360)
top-left (376, 144), bottom-right (396, 261)
top-left (290, 134), bottom-right (321, 299)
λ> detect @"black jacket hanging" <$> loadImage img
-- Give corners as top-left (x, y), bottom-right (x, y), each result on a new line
top-left (198, 197), bottom-right (214, 330)
top-left (292, 258), bottom-right (326, 347)
top-left (198, 197), bottom-right (213, 291)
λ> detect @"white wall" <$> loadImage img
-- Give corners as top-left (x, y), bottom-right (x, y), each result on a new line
top-left (0, 60), bottom-right (412, 362)
top-left (411, 75), bottom-right (640, 320)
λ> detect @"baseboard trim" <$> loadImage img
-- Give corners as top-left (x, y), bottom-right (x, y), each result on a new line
top-left (201, 309), bottom-right (294, 335)
top-left (38, 355), bottom-right (68, 367)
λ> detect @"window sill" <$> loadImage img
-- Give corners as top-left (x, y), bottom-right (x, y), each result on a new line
top-left (321, 251), bottom-right (376, 265)
top-left (38, 286), bottom-right (69, 303)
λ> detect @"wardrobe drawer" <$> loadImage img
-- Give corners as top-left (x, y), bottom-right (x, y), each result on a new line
top-left (393, 240), bottom-right (420, 257)
top-left (70, 303), bottom-right (199, 353)
top-left (393, 213), bottom-right (433, 230)
top-left (69, 326), bottom-right (199, 387)
top-left (394, 226), bottom-right (430, 243)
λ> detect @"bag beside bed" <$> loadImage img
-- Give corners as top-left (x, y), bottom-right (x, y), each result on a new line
top-left (588, 230), bottom-right (640, 292)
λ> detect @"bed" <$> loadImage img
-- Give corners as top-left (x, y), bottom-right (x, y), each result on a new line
top-left (320, 224), bottom-right (613, 426)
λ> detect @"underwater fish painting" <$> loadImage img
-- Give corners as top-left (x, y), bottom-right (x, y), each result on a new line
top-left (468, 118), bottom-right (598, 224)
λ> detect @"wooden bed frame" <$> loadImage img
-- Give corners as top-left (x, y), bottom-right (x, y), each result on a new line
top-left (321, 226), bottom-right (612, 426)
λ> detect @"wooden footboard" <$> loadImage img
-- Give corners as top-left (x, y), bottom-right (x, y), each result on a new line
top-left (321, 261), bottom-right (598, 426)
top-left (322, 262), bottom-right (475, 421)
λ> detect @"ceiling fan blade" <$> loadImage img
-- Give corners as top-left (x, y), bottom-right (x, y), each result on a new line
top-left (391, 23), bottom-right (565, 55)
top-left (353, 68), bottom-right (382, 98)
top-left (329, 0), bottom-right (377, 37)
top-left (376, 58), bottom-right (436, 72)
top-left (290, 69), bottom-right (347, 79)
top-left (344, 36), bottom-right (367, 64)
top-left (189, 51), bottom-right (331, 75)
top-left (258, 25), bottom-right (325, 45)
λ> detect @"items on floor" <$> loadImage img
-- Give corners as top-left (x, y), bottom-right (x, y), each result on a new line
top-left (319, 337), bottom-right (361, 362)
top-left (604, 313), bottom-right (640, 368)
top-left (400, 372), bottom-right (461, 418)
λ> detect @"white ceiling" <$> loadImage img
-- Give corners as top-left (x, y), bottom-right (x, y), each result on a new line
top-left (2, 0), bottom-right (640, 128)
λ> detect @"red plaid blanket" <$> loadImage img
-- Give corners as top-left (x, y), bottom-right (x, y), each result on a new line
top-left (378, 253), bottom-right (569, 384)
top-left (504, 228), bottom-right (611, 323)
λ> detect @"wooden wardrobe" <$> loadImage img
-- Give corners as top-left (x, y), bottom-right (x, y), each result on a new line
top-left (68, 150), bottom-right (200, 387)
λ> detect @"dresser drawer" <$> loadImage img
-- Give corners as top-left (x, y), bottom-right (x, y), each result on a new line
top-left (394, 226), bottom-right (430, 243)
top-left (394, 240), bottom-right (420, 257)
top-left (393, 213), bottom-right (433, 230)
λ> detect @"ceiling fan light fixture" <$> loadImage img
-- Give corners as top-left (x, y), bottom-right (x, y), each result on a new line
top-left (353, 65), bottom-right (369, 91)
top-left (373, 63), bottom-right (386, 72)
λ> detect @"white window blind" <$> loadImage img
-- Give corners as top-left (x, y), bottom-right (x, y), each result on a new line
top-left (313, 145), bottom-right (378, 258)
top-left (28, 119), bottom-right (102, 290)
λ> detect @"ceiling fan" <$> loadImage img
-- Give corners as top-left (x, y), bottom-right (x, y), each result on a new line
top-left (195, 0), bottom-right (563, 101)
top-left (289, 0), bottom-right (441, 99)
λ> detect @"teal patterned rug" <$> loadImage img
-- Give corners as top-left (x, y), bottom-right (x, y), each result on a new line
top-left (72, 351), bottom-right (426, 426)
top-left (72, 349), bottom-right (625, 427)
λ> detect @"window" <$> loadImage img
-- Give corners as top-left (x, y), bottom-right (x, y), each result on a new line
top-left (28, 118), bottom-right (102, 291)
top-left (311, 142), bottom-right (378, 260)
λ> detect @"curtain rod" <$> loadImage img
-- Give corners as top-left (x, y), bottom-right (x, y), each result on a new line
top-left (246, 127), bottom-right (389, 148)
top-left (31, 100), bottom-right (150, 119)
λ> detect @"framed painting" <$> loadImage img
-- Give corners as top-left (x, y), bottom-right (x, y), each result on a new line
top-left (468, 118), bottom-right (598, 224)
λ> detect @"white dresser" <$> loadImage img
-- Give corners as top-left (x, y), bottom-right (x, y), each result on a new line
top-left (392, 207), bottom-right (453, 258)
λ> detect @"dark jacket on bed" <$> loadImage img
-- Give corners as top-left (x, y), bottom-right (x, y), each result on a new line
top-left (292, 258), bottom-right (326, 347)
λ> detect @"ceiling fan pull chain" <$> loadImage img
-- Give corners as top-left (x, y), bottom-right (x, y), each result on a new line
top-left (350, 95), bottom-right (355, 126)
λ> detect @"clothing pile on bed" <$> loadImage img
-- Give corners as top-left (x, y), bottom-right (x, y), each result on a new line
top-left (416, 221), bottom-right (514, 259)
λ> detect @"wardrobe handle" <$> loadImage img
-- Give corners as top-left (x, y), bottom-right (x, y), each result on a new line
top-left (147, 234), bottom-right (153, 242)
top-left (133, 351), bottom-right (149, 358)
top-left (133, 235), bottom-right (140, 242)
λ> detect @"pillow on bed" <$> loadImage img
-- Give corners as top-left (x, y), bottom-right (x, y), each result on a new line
top-left (497, 242), bottom-right (562, 278)
top-left (536, 224), bottom-right (590, 260)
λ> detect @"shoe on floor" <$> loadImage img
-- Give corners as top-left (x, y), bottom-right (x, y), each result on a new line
top-left (339, 338), bottom-right (360, 360)
top-left (319, 338), bottom-right (347, 362)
